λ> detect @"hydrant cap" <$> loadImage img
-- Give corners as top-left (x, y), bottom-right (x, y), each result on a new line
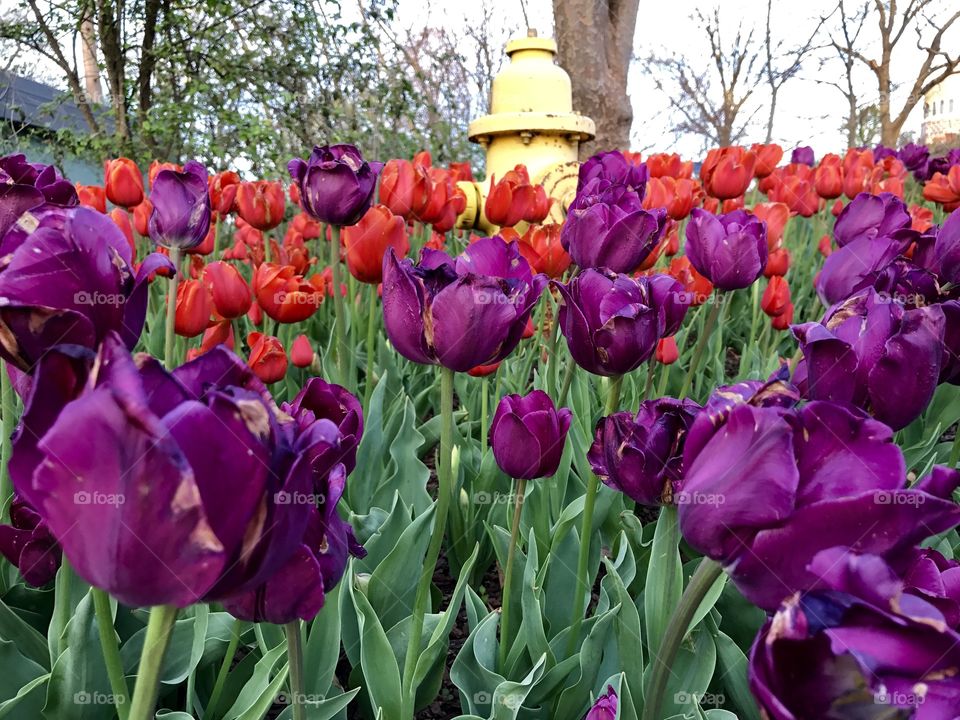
top-left (504, 36), bottom-right (557, 56)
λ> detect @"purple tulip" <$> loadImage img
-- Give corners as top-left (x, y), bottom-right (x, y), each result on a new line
top-left (283, 377), bottom-right (364, 476)
top-left (0, 153), bottom-right (77, 240)
top-left (814, 231), bottom-right (912, 306)
top-left (920, 207), bottom-right (960, 285)
top-left (898, 142), bottom-right (930, 175)
top-left (560, 178), bottom-right (666, 273)
top-left (790, 146), bottom-right (814, 166)
top-left (588, 397), bottom-right (700, 506)
top-left (0, 206), bottom-right (174, 371)
top-left (0, 496), bottom-right (61, 586)
top-left (553, 269), bottom-right (688, 377)
top-left (381, 236), bottom-right (547, 372)
top-left (583, 685), bottom-right (617, 720)
top-left (684, 208), bottom-right (767, 290)
top-left (13, 333), bottom-right (362, 613)
top-left (490, 390), bottom-right (572, 479)
top-left (288, 144), bottom-right (382, 226)
top-left (793, 288), bottom-right (945, 430)
top-left (872, 144), bottom-right (897, 162)
top-left (750, 549), bottom-right (960, 719)
top-left (927, 147), bottom-right (960, 179)
top-left (902, 547), bottom-right (960, 628)
top-left (147, 161), bottom-right (211, 249)
top-left (577, 150), bottom-right (648, 198)
top-left (678, 381), bottom-right (960, 610)
top-left (832, 192), bottom-right (911, 247)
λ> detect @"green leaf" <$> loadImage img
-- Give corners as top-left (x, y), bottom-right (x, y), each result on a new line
top-left (350, 575), bottom-right (402, 719)
top-left (303, 582), bottom-right (342, 698)
top-left (601, 556), bottom-right (644, 707)
top-left (0, 639), bottom-right (45, 701)
top-left (221, 643), bottom-right (288, 720)
top-left (644, 506), bottom-right (682, 658)
top-left (708, 617), bottom-right (760, 720)
top-left (684, 560), bottom-right (727, 635)
top-left (0, 595), bottom-right (49, 670)
top-left (555, 610), bottom-right (619, 720)
top-left (489, 654), bottom-right (546, 720)
top-left (0, 673), bottom-right (48, 718)
top-left (274, 688), bottom-right (360, 719)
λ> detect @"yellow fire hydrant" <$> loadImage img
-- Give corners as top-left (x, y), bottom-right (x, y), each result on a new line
top-left (456, 32), bottom-right (596, 233)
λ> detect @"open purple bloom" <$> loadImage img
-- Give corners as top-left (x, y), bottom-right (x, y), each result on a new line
top-left (814, 229), bottom-right (913, 306)
top-left (583, 685), bottom-right (617, 720)
top-left (0, 153), bottom-right (77, 240)
top-left (12, 333), bottom-right (361, 612)
top-left (685, 208), bottom-right (767, 290)
top-left (678, 382), bottom-right (960, 610)
top-left (577, 150), bottom-right (648, 198)
top-left (490, 390), bottom-right (572, 479)
top-left (793, 288), bottom-right (945, 430)
top-left (589, 397), bottom-right (700, 506)
top-left (790, 146), bottom-right (814, 166)
top-left (553, 269), bottom-right (687, 376)
top-left (927, 147), bottom-right (960, 179)
top-left (899, 142), bottom-right (930, 176)
top-left (750, 549), bottom-right (960, 719)
top-left (872, 144), bottom-right (897, 162)
top-left (561, 178), bottom-right (665, 273)
top-left (283, 377), bottom-right (363, 476)
top-left (148, 161), bottom-right (211, 249)
top-left (902, 547), bottom-right (960, 628)
top-left (381, 236), bottom-right (547, 372)
top-left (0, 206), bottom-right (174, 371)
top-left (288, 144), bottom-right (382, 226)
top-left (833, 192), bottom-right (911, 248)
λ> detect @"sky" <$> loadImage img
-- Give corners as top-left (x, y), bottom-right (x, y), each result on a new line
top-left (395, 0), bottom-right (959, 157)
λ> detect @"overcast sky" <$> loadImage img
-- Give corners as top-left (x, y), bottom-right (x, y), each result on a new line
top-left (398, 0), bottom-right (958, 157)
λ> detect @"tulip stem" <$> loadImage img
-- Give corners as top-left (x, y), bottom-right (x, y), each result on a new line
top-left (642, 558), bottom-right (724, 720)
top-left (480, 378), bottom-right (489, 450)
top-left (643, 360), bottom-right (657, 402)
top-left (949, 425), bottom-right (960, 468)
top-left (0, 360), bottom-right (14, 519)
top-left (128, 604), bottom-right (178, 720)
top-left (330, 226), bottom-right (348, 387)
top-left (401, 366), bottom-right (455, 720)
top-left (363, 286), bottom-right (379, 412)
top-left (284, 621), bottom-right (307, 720)
top-left (163, 246), bottom-right (181, 368)
top-left (204, 618), bottom-right (242, 720)
top-left (566, 374), bottom-right (623, 656)
top-left (678, 294), bottom-right (723, 400)
top-left (91, 588), bottom-right (130, 720)
top-left (558, 359), bottom-right (576, 407)
top-left (499, 477), bottom-right (528, 673)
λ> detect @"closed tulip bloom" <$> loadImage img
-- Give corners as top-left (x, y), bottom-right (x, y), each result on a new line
top-left (289, 335), bottom-right (314, 368)
top-left (104, 157), bottom-right (144, 208)
top-left (288, 144), bottom-right (382, 226)
top-left (770, 301), bottom-right (794, 330)
top-left (0, 207), bottom-right (172, 370)
top-left (646, 152), bottom-right (693, 179)
top-left (685, 208), bottom-right (767, 290)
top-left (750, 143), bottom-right (783, 178)
top-left (761, 276), bottom-right (790, 317)
top-left (254, 263), bottom-right (324, 323)
top-left (209, 170), bottom-right (241, 216)
top-left (589, 397), bottom-right (700, 506)
top-left (789, 145), bottom-right (815, 166)
top-left (108, 208), bottom-right (136, 257)
top-left (793, 289), bottom-right (944, 430)
top-left (236, 180), bottom-right (286, 231)
top-left (679, 375), bottom-right (960, 609)
top-left (561, 178), bottom-right (666, 273)
top-left (490, 390), bottom-right (572, 479)
top-left (10, 335), bottom-right (342, 607)
top-left (381, 236), bottom-right (547, 372)
top-left (815, 232), bottom-right (911, 306)
top-left (75, 183), bottom-right (106, 213)
top-left (656, 335), bottom-right (679, 364)
top-left (174, 279), bottom-right (213, 337)
top-left (379, 158), bottom-right (430, 218)
top-left (0, 496), bottom-right (61, 586)
top-left (148, 161), bottom-right (181, 188)
top-left (247, 331), bottom-right (287, 383)
top-left (516, 223), bottom-right (571, 278)
top-left (813, 154), bottom-right (843, 199)
top-left (485, 165), bottom-right (550, 227)
top-left (833, 192), bottom-right (911, 247)
top-left (750, 549), bottom-right (960, 719)
top-left (763, 246), bottom-right (790, 277)
top-left (203, 261), bottom-right (252, 319)
top-left (578, 150), bottom-right (648, 196)
top-left (700, 147), bottom-right (756, 199)
top-left (342, 204), bottom-right (409, 284)
top-left (148, 161), bottom-right (211, 249)
top-left (553, 269), bottom-right (688, 376)
top-left (584, 686), bottom-right (617, 720)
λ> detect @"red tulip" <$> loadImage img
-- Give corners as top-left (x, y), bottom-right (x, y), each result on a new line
top-left (379, 159), bottom-right (430, 218)
top-left (104, 157), bottom-right (144, 208)
top-left (516, 223), bottom-right (571, 278)
top-left (667, 256), bottom-right (713, 305)
top-left (485, 165), bottom-right (549, 227)
top-left (909, 204), bottom-right (934, 233)
top-left (209, 170), bottom-right (241, 216)
top-left (750, 143), bottom-right (783, 178)
top-left (289, 334), bottom-right (314, 368)
top-left (771, 301), bottom-right (794, 330)
top-left (467, 362), bottom-right (501, 377)
top-left (246, 332), bottom-right (287, 383)
top-left (448, 162), bottom-right (474, 183)
top-left (108, 208), bottom-right (136, 258)
top-left (700, 147), bottom-right (756, 199)
top-left (818, 234), bottom-right (833, 257)
top-left (764, 247), bottom-right (791, 277)
top-left (76, 183), bottom-right (107, 213)
top-left (198, 321), bottom-right (234, 355)
top-left (174, 279), bottom-right (213, 337)
top-left (148, 160), bottom-right (181, 188)
top-left (656, 336), bottom-right (679, 364)
top-left (923, 167), bottom-right (960, 210)
top-left (133, 199), bottom-right (152, 237)
top-left (751, 202), bottom-right (790, 248)
top-left (647, 153), bottom-right (693, 179)
top-left (343, 204), bottom-right (409, 284)
top-left (761, 276), bottom-right (790, 317)
top-left (813, 154), bottom-right (843, 199)
top-left (236, 181), bottom-right (286, 231)
top-left (203, 261), bottom-right (252, 319)
top-left (253, 263), bottom-right (323, 323)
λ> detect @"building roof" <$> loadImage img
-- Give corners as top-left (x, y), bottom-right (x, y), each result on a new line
top-left (0, 70), bottom-right (102, 134)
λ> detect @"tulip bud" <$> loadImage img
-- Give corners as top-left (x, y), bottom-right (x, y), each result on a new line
top-left (289, 334), bottom-right (314, 368)
top-left (656, 335), bottom-right (679, 364)
top-left (148, 161), bottom-right (211, 249)
top-left (700, 147), bottom-right (756, 199)
top-left (584, 686), bottom-right (618, 720)
top-left (174, 279), bottom-right (213, 337)
top-left (490, 391), bottom-right (572, 479)
top-left (76, 183), bottom-right (107, 213)
top-left (104, 157), bottom-right (144, 208)
top-left (818, 234), bottom-right (832, 257)
top-left (761, 276), bottom-right (791, 317)
top-left (343, 204), bottom-right (409, 284)
top-left (203, 261), bottom-right (252, 319)
top-left (685, 209), bottom-right (767, 290)
top-left (764, 246), bottom-right (790, 277)
top-left (246, 331), bottom-right (287, 383)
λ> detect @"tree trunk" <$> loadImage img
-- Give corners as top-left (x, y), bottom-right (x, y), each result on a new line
top-left (553, 0), bottom-right (640, 157)
top-left (80, 18), bottom-right (102, 103)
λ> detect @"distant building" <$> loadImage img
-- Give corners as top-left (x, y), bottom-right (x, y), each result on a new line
top-left (0, 71), bottom-right (106, 184)
top-left (922, 74), bottom-right (960, 145)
